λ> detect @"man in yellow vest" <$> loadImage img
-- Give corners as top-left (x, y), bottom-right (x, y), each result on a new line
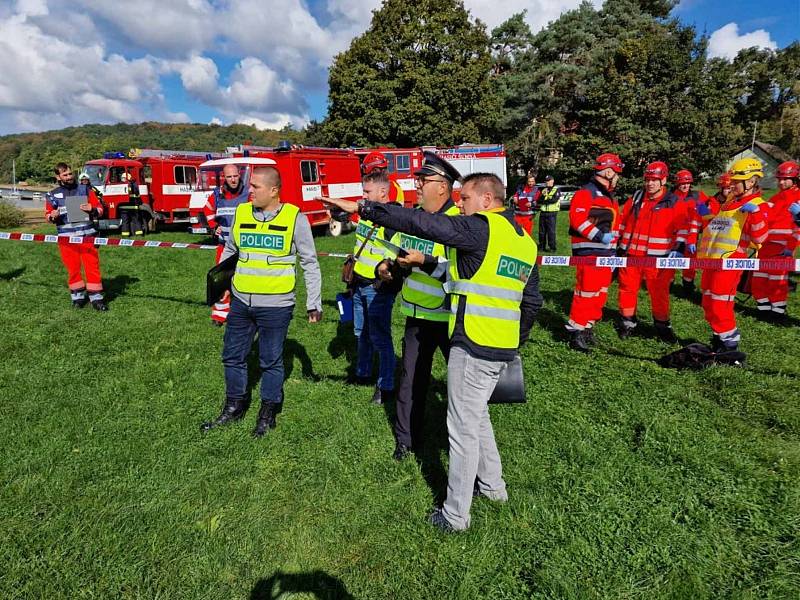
top-left (538, 175), bottom-right (560, 251)
top-left (376, 152), bottom-right (461, 461)
top-left (697, 157), bottom-right (768, 351)
top-left (201, 166), bottom-right (322, 437)
top-left (350, 169), bottom-right (400, 405)
top-left (321, 173), bottom-right (542, 532)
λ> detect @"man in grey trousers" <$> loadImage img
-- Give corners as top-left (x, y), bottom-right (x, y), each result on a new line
top-left (321, 173), bottom-right (542, 531)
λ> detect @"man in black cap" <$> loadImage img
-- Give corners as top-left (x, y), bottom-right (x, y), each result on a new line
top-left (376, 151), bottom-right (462, 460)
top-left (538, 175), bottom-right (560, 252)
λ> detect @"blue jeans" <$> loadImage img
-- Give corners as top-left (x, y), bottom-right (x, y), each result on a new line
top-left (222, 297), bottom-right (293, 404)
top-left (352, 282), bottom-right (396, 390)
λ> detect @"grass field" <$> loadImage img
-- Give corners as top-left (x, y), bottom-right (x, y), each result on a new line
top-left (1, 215), bottom-right (798, 599)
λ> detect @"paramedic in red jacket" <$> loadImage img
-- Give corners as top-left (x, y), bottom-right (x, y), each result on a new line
top-left (672, 169), bottom-right (713, 295)
top-left (751, 161), bottom-right (800, 321)
top-left (512, 172), bottom-right (539, 235)
top-left (45, 162), bottom-right (108, 310)
top-left (565, 153), bottom-right (622, 352)
top-left (616, 162), bottom-right (692, 343)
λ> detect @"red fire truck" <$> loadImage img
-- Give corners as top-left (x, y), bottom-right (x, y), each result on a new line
top-left (354, 144), bottom-right (507, 206)
top-left (82, 148), bottom-right (221, 231)
top-left (189, 144), bottom-right (364, 236)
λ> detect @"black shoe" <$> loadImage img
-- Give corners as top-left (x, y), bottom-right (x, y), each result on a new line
top-left (710, 334), bottom-right (725, 352)
top-left (584, 328), bottom-right (596, 346)
top-left (428, 507), bottom-right (456, 533)
top-left (681, 279), bottom-right (695, 297)
top-left (617, 318), bottom-right (637, 339)
top-left (91, 299), bottom-right (108, 312)
top-left (200, 397), bottom-right (249, 432)
top-left (393, 442), bottom-right (412, 461)
top-left (72, 297), bottom-right (88, 309)
top-left (253, 402), bottom-right (278, 437)
top-left (654, 319), bottom-right (678, 344)
top-left (569, 330), bottom-right (591, 353)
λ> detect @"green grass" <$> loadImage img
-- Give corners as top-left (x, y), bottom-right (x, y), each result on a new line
top-left (1, 217), bottom-right (798, 599)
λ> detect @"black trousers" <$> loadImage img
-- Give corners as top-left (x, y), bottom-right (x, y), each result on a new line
top-left (394, 317), bottom-right (450, 449)
top-left (120, 207), bottom-right (144, 234)
top-left (538, 212), bottom-right (558, 250)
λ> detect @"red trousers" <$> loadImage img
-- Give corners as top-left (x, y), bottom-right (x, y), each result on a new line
top-left (701, 269), bottom-right (741, 342)
top-left (211, 244), bottom-right (231, 323)
top-left (567, 265), bottom-right (612, 330)
top-left (682, 246), bottom-right (697, 283)
top-left (514, 215), bottom-right (533, 236)
top-left (58, 242), bottom-right (102, 293)
top-left (751, 268), bottom-right (789, 314)
top-left (617, 265), bottom-right (672, 321)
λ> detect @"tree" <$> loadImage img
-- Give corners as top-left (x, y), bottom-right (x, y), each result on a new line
top-left (321, 0), bottom-right (501, 147)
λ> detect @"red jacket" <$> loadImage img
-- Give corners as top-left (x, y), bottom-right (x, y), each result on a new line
top-left (674, 188), bottom-right (712, 243)
top-left (618, 189), bottom-right (691, 256)
top-left (759, 187), bottom-right (800, 256)
top-left (569, 179), bottom-right (619, 256)
top-left (513, 185), bottom-right (540, 216)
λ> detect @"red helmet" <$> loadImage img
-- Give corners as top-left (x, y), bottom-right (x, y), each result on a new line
top-left (361, 151), bottom-right (388, 174)
top-left (776, 161), bottom-right (800, 179)
top-left (644, 161), bottom-right (669, 180)
top-left (675, 169), bottom-right (693, 184)
top-left (717, 173), bottom-right (731, 188)
top-left (593, 153), bottom-right (624, 173)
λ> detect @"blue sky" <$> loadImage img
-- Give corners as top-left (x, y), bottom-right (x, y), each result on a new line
top-left (0, 0), bottom-right (796, 135)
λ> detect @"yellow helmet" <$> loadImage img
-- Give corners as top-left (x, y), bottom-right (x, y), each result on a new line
top-left (729, 157), bottom-right (763, 180)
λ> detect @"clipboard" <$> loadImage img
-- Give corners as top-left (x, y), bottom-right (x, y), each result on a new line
top-left (65, 195), bottom-right (90, 223)
top-left (206, 252), bottom-right (239, 306)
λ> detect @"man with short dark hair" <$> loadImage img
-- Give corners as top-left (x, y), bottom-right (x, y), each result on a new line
top-left (201, 166), bottom-right (322, 437)
top-left (321, 172), bottom-right (542, 533)
top-left (45, 162), bottom-right (108, 310)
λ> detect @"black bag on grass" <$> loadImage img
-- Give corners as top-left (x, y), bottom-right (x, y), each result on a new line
top-left (658, 343), bottom-right (746, 370)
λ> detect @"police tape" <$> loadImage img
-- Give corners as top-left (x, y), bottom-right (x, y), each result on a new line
top-left (0, 232), bottom-right (797, 270)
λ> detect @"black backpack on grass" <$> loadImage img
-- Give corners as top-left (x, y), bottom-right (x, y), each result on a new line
top-left (658, 343), bottom-right (746, 370)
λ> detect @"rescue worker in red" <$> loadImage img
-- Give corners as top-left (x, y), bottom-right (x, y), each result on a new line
top-left (616, 162), bottom-right (691, 342)
top-left (751, 160), bottom-right (800, 322)
top-left (565, 153), bottom-right (622, 352)
top-left (697, 158), bottom-right (769, 351)
top-left (45, 162), bottom-right (108, 310)
top-left (672, 169), bottom-right (713, 295)
top-left (361, 151), bottom-right (405, 205)
top-left (512, 172), bottom-right (539, 235)
top-left (203, 163), bottom-right (250, 326)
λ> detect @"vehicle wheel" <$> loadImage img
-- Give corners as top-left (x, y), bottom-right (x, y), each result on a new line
top-left (328, 220), bottom-right (343, 237)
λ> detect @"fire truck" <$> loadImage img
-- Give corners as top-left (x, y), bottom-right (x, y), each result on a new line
top-left (189, 144), bottom-right (364, 236)
top-left (354, 144), bottom-right (507, 206)
top-left (82, 148), bottom-right (221, 231)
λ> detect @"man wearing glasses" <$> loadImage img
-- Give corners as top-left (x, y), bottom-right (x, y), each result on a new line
top-left (203, 163), bottom-right (250, 326)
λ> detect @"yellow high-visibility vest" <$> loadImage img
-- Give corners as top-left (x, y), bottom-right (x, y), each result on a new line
top-left (698, 197), bottom-right (764, 259)
top-left (352, 218), bottom-right (390, 280)
top-left (231, 202), bottom-right (298, 294)
top-left (539, 187), bottom-right (560, 212)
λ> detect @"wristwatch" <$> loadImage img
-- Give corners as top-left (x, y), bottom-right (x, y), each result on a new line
top-left (357, 198), bottom-right (367, 214)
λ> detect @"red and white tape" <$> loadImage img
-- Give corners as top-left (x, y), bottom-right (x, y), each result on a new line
top-left (0, 232), bottom-right (797, 270)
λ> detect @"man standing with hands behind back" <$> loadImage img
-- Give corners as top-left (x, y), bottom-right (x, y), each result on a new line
top-left (201, 166), bottom-right (322, 438)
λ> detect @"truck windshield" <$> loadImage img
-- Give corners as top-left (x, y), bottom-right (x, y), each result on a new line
top-left (198, 165), bottom-right (249, 192)
top-left (83, 165), bottom-right (107, 186)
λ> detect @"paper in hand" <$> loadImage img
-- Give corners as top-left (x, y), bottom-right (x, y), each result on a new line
top-left (65, 195), bottom-right (90, 223)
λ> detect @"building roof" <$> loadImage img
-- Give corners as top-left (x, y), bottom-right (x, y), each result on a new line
top-left (737, 140), bottom-right (795, 163)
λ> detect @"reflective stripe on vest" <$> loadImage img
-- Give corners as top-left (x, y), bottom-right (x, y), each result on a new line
top-left (445, 212), bottom-right (536, 349)
top-left (540, 187), bottom-right (560, 212)
top-left (698, 197), bottom-right (764, 259)
top-left (215, 187), bottom-right (250, 243)
top-left (353, 219), bottom-right (388, 279)
top-left (395, 204), bottom-right (460, 321)
top-left (231, 203), bottom-right (298, 294)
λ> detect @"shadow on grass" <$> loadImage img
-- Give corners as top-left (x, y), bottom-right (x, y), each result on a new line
top-left (327, 320), bottom-right (357, 378)
top-left (250, 571), bottom-right (353, 599)
top-left (415, 381), bottom-right (450, 505)
top-left (104, 274), bottom-right (140, 302)
top-left (285, 338), bottom-right (320, 381)
top-left (0, 266), bottom-right (25, 280)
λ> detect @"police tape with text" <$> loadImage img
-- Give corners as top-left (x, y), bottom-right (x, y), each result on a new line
top-left (1, 232), bottom-right (797, 271)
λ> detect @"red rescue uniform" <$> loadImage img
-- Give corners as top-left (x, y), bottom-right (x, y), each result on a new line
top-left (513, 185), bottom-right (539, 235)
top-left (676, 188), bottom-right (719, 285)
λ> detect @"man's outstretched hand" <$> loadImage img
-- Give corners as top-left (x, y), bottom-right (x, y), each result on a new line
top-left (318, 197), bottom-right (359, 214)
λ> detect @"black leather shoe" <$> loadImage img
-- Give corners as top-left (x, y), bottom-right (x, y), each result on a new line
top-left (393, 442), bottom-right (412, 461)
top-left (617, 318), bottom-right (637, 339)
top-left (91, 299), bottom-right (108, 312)
top-left (201, 397), bottom-right (248, 432)
top-left (72, 297), bottom-right (88, 309)
top-left (569, 330), bottom-right (591, 353)
top-left (654, 319), bottom-right (678, 343)
top-left (253, 402), bottom-right (278, 437)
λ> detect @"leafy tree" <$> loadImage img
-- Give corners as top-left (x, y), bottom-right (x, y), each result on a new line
top-left (322, 0), bottom-right (500, 147)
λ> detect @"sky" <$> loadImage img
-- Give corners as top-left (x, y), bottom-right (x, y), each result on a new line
top-left (0, 0), bottom-right (796, 136)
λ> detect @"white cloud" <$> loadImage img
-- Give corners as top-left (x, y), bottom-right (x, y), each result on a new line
top-left (708, 22), bottom-right (777, 60)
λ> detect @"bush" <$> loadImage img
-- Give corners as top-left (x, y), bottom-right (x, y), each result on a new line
top-left (0, 199), bottom-right (24, 228)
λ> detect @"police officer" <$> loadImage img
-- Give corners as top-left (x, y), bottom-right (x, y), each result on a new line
top-left (321, 173), bottom-right (542, 533)
top-left (201, 166), bottom-right (322, 437)
top-left (378, 152), bottom-right (461, 460)
top-left (203, 163), bottom-right (250, 325)
top-left (538, 175), bottom-right (560, 251)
